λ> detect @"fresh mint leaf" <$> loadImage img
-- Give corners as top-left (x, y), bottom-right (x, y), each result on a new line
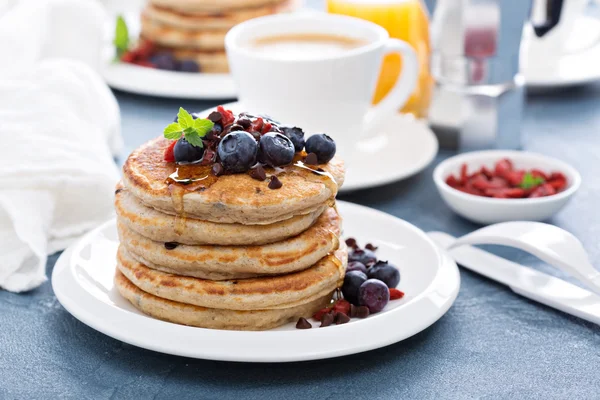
top-left (193, 118), bottom-right (214, 137)
top-left (113, 15), bottom-right (129, 58)
top-left (184, 130), bottom-right (204, 148)
top-left (177, 107), bottom-right (194, 129)
top-left (519, 172), bottom-right (545, 189)
top-left (164, 123), bottom-right (183, 140)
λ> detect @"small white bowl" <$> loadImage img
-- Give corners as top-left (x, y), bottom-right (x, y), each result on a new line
top-left (433, 150), bottom-right (581, 224)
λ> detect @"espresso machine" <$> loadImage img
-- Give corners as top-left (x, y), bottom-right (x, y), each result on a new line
top-left (428, 0), bottom-right (565, 150)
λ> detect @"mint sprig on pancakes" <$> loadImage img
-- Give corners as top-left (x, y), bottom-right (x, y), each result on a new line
top-left (164, 107), bottom-right (214, 148)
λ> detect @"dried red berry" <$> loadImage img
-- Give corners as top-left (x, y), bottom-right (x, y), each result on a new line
top-left (163, 141), bottom-right (177, 162)
top-left (332, 299), bottom-right (351, 316)
top-left (389, 288), bottom-right (405, 300)
top-left (217, 106), bottom-right (235, 126)
top-left (313, 306), bottom-right (333, 321)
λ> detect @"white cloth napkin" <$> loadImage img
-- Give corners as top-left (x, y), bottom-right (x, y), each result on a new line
top-left (0, 0), bottom-right (122, 292)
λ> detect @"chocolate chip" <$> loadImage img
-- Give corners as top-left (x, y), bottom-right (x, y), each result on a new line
top-left (207, 111), bottom-right (222, 123)
top-left (345, 238), bottom-right (358, 249)
top-left (115, 188), bottom-right (123, 195)
top-left (335, 312), bottom-right (350, 325)
top-left (365, 243), bottom-right (378, 251)
top-left (229, 124), bottom-right (244, 132)
top-left (320, 312), bottom-right (334, 327)
top-left (355, 306), bottom-right (370, 319)
top-left (268, 175), bottom-right (282, 190)
top-left (211, 163), bottom-right (224, 176)
top-left (249, 165), bottom-right (267, 181)
top-left (164, 242), bottom-right (179, 250)
top-left (237, 117), bottom-right (252, 129)
top-left (296, 317), bottom-right (312, 329)
top-left (350, 304), bottom-right (358, 318)
top-left (304, 152), bottom-right (319, 165)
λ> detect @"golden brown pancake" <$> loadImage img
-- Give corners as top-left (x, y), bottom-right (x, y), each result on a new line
top-left (122, 137), bottom-right (345, 225)
top-left (115, 270), bottom-right (333, 330)
top-left (141, 14), bottom-right (227, 50)
top-left (117, 207), bottom-right (342, 280)
top-left (115, 187), bottom-right (328, 245)
top-left (143, 0), bottom-right (297, 31)
top-left (117, 243), bottom-right (346, 310)
top-left (149, 0), bottom-right (286, 13)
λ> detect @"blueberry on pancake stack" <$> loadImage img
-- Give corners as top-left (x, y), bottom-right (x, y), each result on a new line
top-left (140, 0), bottom-right (299, 73)
top-left (114, 106), bottom-right (347, 330)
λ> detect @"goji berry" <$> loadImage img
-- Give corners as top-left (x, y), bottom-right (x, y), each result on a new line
top-left (389, 288), bottom-right (405, 300)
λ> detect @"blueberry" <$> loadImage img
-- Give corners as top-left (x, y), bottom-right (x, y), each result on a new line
top-left (217, 131), bottom-right (258, 173)
top-left (358, 279), bottom-right (390, 313)
top-left (178, 59), bottom-right (200, 73)
top-left (305, 134), bottom-right (336, 163)
top-left (348, 248), bottom-right (377, 266)
top-left (367, 262), bottom-right (400, 288)
top-left (258, 132), bottom-right (295, 167)
top-left (346, 261), bottom-right (368, 274)
top-left (150, 52), bottom-right (178, 71)
top-left (173, 137), bottom-right (204, 163)
top-left (342, 271), bottom-right (368, 305)
top-left (280, 125), bottom-right (305, 152)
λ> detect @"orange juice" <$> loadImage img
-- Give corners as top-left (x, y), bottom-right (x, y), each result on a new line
top-left (327, 0), bottom-right (432, 118)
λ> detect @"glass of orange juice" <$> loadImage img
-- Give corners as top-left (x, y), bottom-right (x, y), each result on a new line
top-left (327, 0), bottom-right (432, 118)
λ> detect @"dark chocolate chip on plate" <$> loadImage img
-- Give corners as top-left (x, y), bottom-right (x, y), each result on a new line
top-left (335, 312), bottom-right (350, 325)
top-left (207, 111), bottom-right (222, 123)
top-left (296, 317), bottom-right (312, 329)
top-left (365, 243), bottom-right (378, 251)
top-left (320, 312), bottom-right (334, 327)
top-left (304, 152), bottom-right (319, 165)
top-left (249, 165), bottom-right (267, 181)
top-left (268, 175), bottom-right (283, 189)
top-left (345, 237), bottom-right (357, 249)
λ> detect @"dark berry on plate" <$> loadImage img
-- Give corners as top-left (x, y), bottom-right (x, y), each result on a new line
top-left (367, 261), bottom-right (400, 288)
top-left (358, 279), bottom-right (390, 313)
top-left (348, 248), bottom-right (377, 266)
top-left (280, 125), bottom-right (305, 152)
top-left (150, 52), bottom-right (178, 71)
top-left (304, 133), bottom-right (336, 163)
top-left (346, 261), bottom-right (368, 274)
top-left (174, 137), bottom-right (205, 163)
top-left (258, 132), bottom-right (295, 167)
top-left (178, 59), bottom-right (200, 73)
top-left (217, 131), bottom-right (258, 173)
top-left (342, 270), bottom-right (368, 305)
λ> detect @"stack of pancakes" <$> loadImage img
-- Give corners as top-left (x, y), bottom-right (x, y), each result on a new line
top-left (140, 0), bottom-right (299, 73)
top-left (115, 138), bottom-right (347, 330)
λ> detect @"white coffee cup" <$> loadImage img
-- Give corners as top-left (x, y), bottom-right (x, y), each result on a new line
top-left (225, 13), bottom-right (418, 158)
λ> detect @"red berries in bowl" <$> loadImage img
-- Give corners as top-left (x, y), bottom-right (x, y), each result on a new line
top-left (433, 150), bottom-right (581, 224)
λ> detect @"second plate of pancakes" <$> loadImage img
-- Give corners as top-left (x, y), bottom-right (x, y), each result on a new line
top-left (52, 201), bottom-right (460, 362)
top-left (102, 0), bottom-right (301, 99)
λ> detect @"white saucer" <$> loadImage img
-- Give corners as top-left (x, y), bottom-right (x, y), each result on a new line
top-left (52, 201), bottom-right (460, 363)
top-left (199, 102), bottom-right (439, 192)
top-left (101, 11), bottom-right (236, 99)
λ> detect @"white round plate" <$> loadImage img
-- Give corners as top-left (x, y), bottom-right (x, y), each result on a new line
top-left (199, 102), bottom-right (439, 192)
top-left (101, 11), bottom-right (236, 99)
top-left (52, 201), bottom-right (459, 362)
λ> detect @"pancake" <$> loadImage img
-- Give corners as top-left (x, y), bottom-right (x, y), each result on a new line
top-left (117, 243), bottom-right (346, 310)
top-left (115, 270), bottom-right (333, 330)
top-left (149, 0), bottom-right (285, 13)
top-left (117, 207), bottom-right (342, 280)
top-left (144, 0), bottom-right (297, 31)
top-left (116, 187), bottom-right (328, 245)
top-left (140, 14), bottom-right (226, 50)
top-left (122, 137), bottom-right (345, 224)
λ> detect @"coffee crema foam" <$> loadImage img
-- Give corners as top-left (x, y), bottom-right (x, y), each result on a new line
top-left (248, 33), bottom-right (367, 60)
